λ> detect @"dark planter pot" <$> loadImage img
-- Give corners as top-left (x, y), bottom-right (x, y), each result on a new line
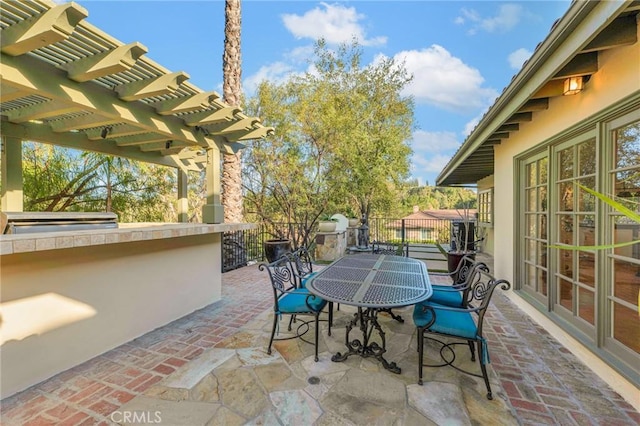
top-left (264, 239), bottom-right (292, 263)
top-left (447, 251), bottom-right (476, 282)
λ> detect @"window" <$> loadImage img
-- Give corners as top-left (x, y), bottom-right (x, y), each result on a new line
top-left (477, 188), bottom-right (493, 225)
top-left (515, 107), bottom-right (640, 383)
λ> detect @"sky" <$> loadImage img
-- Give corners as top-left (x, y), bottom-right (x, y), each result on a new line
top-left (76, 0), bottom-right (571, 186)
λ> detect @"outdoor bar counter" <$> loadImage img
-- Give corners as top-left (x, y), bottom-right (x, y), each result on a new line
top-left (0, 222), bottom-right (255, 398)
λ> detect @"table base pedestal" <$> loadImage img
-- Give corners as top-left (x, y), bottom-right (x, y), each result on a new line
top-left (331, 307), bottom-right (401, 374)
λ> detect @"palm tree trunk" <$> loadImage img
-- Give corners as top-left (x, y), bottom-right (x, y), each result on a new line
top-left (222, 0), bottom-right (243, 223)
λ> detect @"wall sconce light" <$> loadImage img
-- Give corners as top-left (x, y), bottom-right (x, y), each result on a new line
top-left (563, 76), bottom-right (584, 95)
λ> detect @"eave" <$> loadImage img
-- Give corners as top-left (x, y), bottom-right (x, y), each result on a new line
top-left (436, 0), bottom-right (638, 186)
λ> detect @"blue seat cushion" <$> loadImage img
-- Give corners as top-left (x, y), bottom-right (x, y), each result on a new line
top-left (300, 271), bottom-right (318, 288)
top-left (429, 288), bottom-right (463, 306)
top-left (278, 288), bottom-right (326, 313)
top-left (412, 302), bottom-right (477, 339)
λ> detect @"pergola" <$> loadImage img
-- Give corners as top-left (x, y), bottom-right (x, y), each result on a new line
top-left (0, 0), bottom-right (272, 223)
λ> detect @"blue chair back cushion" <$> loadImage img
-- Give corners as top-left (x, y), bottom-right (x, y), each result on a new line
top-left (429, 288), bottom-right (463, 306)
top-left (413, 303), bottom-right (477, 339)
top-left (278, 288), bottom-right (326, 313)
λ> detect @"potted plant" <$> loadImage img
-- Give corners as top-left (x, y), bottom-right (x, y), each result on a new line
top-left (318, 214), bottom-right (338, 232)
top-left (345, 207), bottom-right (360, 227)
top-left (263, 238), bottom-right (292, 263)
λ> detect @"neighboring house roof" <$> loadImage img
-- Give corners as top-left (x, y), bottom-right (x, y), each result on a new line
top-left (388, 209), bottom-right (477, 228)
top-left (0, 1), bottom-right (273, 172)
top-left (436, 1), bottom-right (639, 186)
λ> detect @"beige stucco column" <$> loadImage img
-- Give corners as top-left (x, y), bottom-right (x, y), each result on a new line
top-left (201, 147), bottom-right (223, 223)
top-left (177, 169), bottom-right (188, 223)
top-left (1, 136), bottom-right (24, 212)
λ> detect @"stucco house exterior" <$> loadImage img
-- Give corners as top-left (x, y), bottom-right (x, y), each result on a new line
top-left (437, 0), bottom-right (639, 401)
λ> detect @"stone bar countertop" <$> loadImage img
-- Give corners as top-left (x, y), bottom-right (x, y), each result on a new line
top-left (0, 222), bottom-right (257, 255)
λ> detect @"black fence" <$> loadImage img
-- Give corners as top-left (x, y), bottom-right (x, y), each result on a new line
top-left (222, 218), bottom-right (474, 272)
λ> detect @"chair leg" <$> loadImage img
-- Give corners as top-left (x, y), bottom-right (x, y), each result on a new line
top-left (288, 315), bottom-right (295, 331)
top-left (477, 340), bottom-right (493, 400)
top-left (468, 340), bottom-right (476, 362)
top-left (328, 302), bottom-right (333, 336)
top-left (267, 314), bottom-right (278, 355)
top-left (417, 327), bottom-right (424, 385)
top-left (314, 314), bottom-right (320, 362)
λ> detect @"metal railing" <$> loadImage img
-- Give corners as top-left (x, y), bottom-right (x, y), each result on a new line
top-left (222, 218), bottom-right (475, 272)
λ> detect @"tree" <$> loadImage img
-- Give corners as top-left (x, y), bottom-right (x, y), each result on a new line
top-left (221, 0), bottom-right (244, 223)
top-left (243, 39), bottom-right (415, 246)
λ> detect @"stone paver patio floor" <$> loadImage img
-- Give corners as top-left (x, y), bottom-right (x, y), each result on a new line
top-left (1, 255), bottom-right (638, 425)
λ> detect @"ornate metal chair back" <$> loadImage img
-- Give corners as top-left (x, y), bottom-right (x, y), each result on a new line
top-left (462, 269), bottom-right (511, 335)
top-left (287, 247), bottom-right (313, 287)
top-left (259, 256), bottom-right (297, 312)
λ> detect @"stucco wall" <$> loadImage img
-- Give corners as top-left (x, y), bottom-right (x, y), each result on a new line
top-left (492, 34), bottom-right (640, 281)
top-left (477, 175), bottom-right (495, 255)
top-left (0, 233), bottom-right (222, 398)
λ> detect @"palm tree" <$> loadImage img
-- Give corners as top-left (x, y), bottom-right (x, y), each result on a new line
top-left (222, 0), bottom-right (243, 223)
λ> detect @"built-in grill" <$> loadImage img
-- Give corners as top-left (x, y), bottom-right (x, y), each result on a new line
top-left (1, 212), bottom-right (118, 234)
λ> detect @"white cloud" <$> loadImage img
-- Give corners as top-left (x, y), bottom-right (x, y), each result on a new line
top-left (243, 61), bottom-right (297, 95)
top-left (393, 45), bottom-right (498, 112)
top-left (456, 4), bottom-right (524, 35)
top-left (412, 153), bottom-right (455, 174)
top-left (411, 130), bottom-right (459, 153)
top-left (409, 130), bottom-right (461, 182)
top-left (508, 47), bottom-right (532, 70)
top-left (281, 3), bottom-right (386, 46)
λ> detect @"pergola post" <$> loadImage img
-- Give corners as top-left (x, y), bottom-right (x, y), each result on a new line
top-left (202, 147), bottom-right (223, 223)
top-left (1, 136), bottom-right (24, 212)
top-left (177, 169), bottom-right (189, 223)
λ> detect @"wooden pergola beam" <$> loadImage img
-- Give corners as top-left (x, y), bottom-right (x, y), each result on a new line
top-left (116, 72), bottom-right (190, 101)
top-left (0, 3), bottom-right (88, 56)
top-left (64, 42), bottom-right (148, 82)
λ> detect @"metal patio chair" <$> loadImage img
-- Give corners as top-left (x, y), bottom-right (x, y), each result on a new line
top-left (428, 255), bottom-right (489, 307)
top-left (371, 240), bottom-right (410, 323)
top-left (413, 268), bottom-right (511, 399)
top-left (287, 247), bottom-right (333, 328)
top-left (259, 255), bottom-right (331, 362)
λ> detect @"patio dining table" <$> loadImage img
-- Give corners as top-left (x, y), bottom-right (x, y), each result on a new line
top-left (305, 253), bottom-right (432, 373)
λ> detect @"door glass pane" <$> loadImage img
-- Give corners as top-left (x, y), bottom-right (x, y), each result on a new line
top-left (539, 187), bottom-right (547, 212)
top-left (528, 162), bottom-right (537, 186)
top-left (578, 287), bottom-right (595, 325)
top-left (559, 147), bottom-right (573, 179)
top-left (527, 189), bottom-right (536, 211)
top-left (539, 158), bottom-right (548, 184)
top-left (613, 259), bottom-right (640, 303)
top-left (578, 178), bottom-right (596, 211)
top-left (537, 268), bottom-right (548, 296)
top-left (539, 214), bottom-right (548, 240)
top-left (615, 123), bottom-right (640, 169)
top-left (578, 252), bottom-right (595, 288)
top-left (559, 249), bottom-right (574, 279)
top-left (613, 217), bottom-right (640, 258)
top-left (559, 182), bottom-right (573, 211)
top-left (526, 214), bottom-right (537, 236)
top-left (579, 140), bottom-right (596, 175)
top-left (613, 303), bottom-right (640, 354)
top-left (558, 277), bottom-right (573, 310)
top-left (578, 215), bottom-right (595, 246)
top-left (525, 264), bottom-right (536, 290)
top-left (558, 215), bottom-right (574, 245)
top-left (526, 239), bottom-right (536, 262)
top-left (540, 241), bottom-right (548, 268)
